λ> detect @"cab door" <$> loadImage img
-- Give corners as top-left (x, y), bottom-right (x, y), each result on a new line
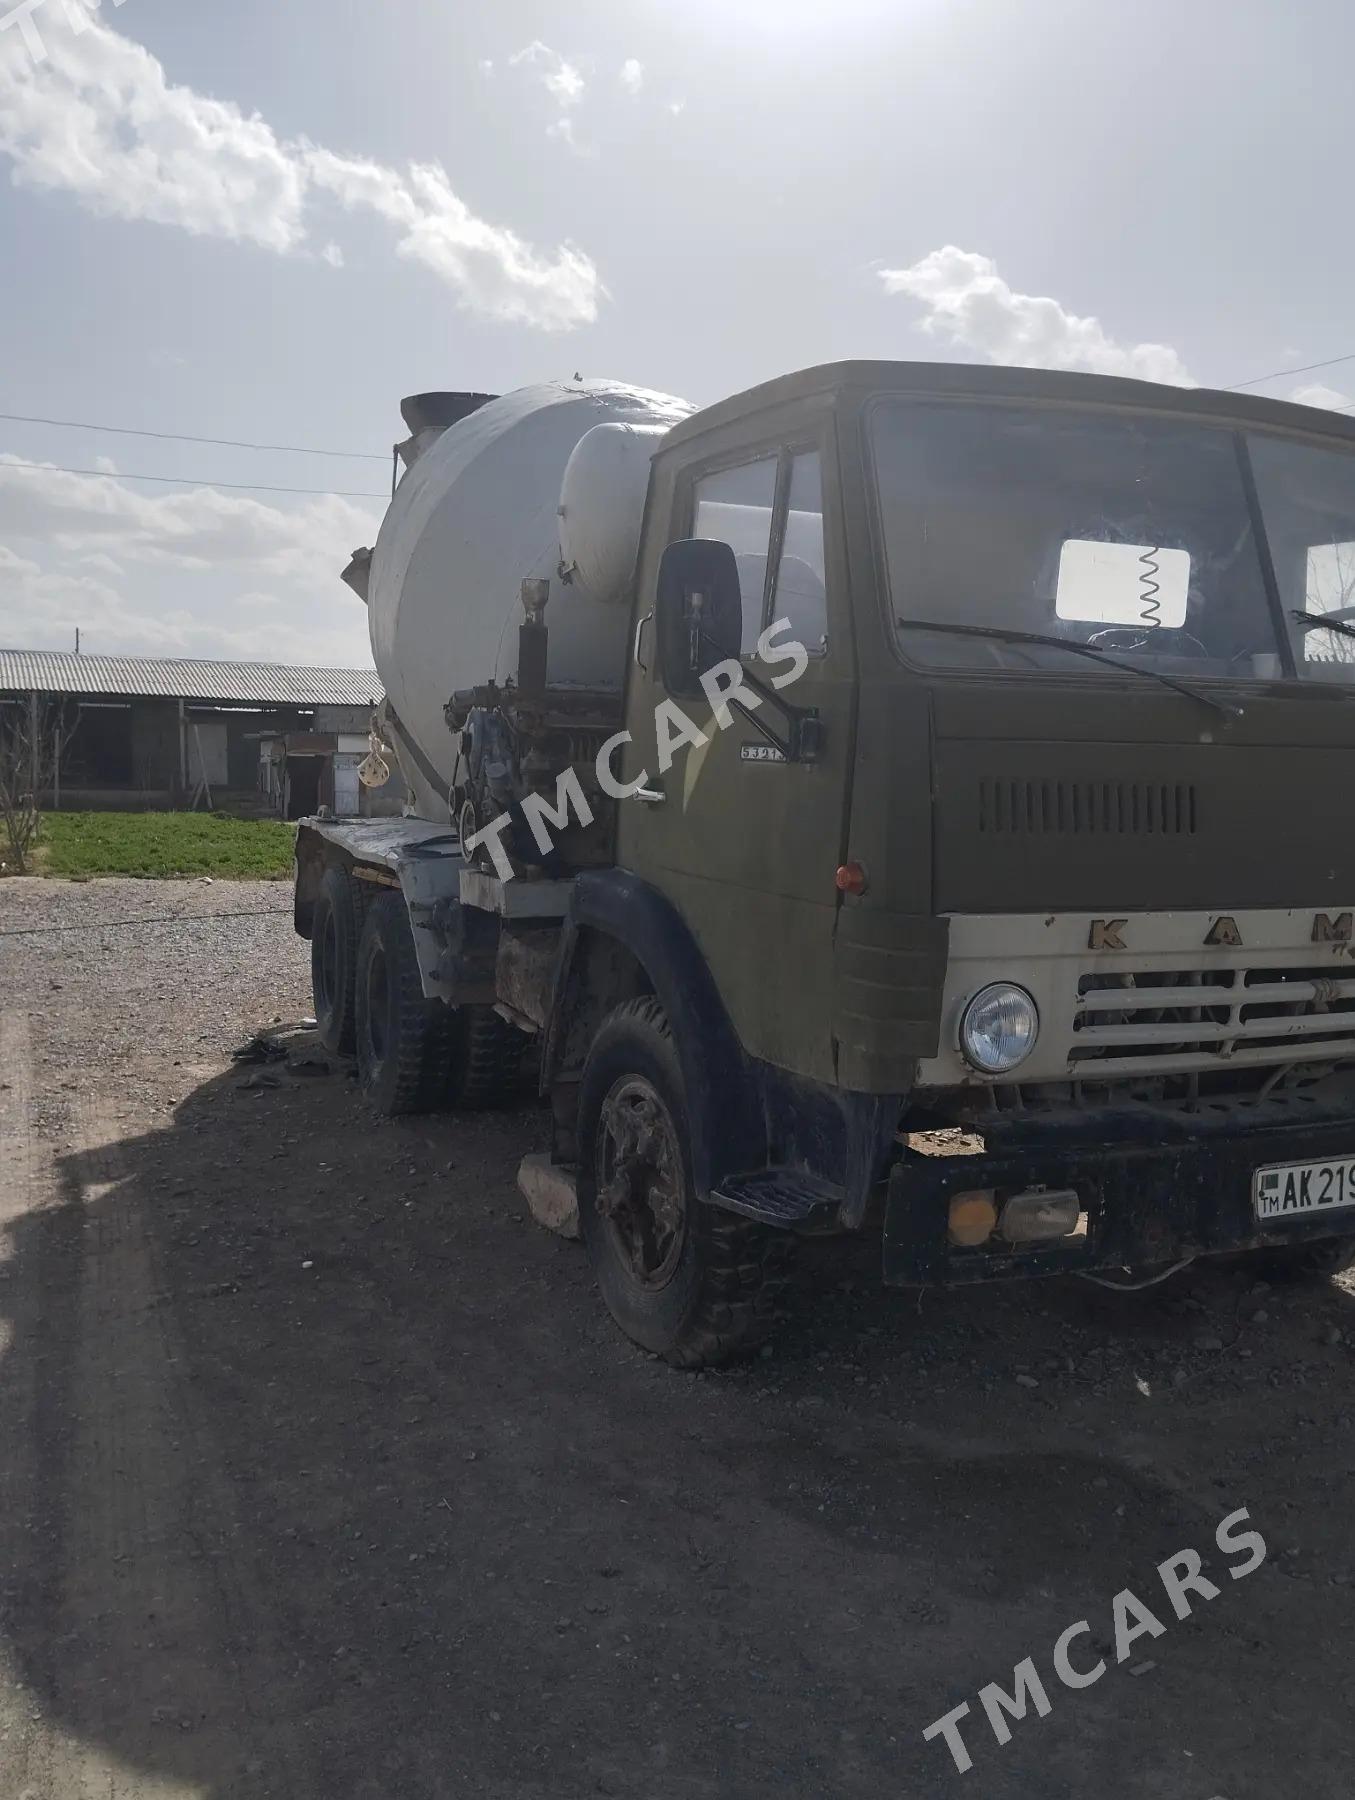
top-left (616, 413), bottom-right (855, 1085)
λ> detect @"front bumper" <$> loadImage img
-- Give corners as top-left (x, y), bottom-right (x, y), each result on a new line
top-left (882, 1100), bottom-right (1355, 1287)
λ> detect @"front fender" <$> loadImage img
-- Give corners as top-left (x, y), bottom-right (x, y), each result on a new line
top-left (544, 868), bottom-right (764, 1196)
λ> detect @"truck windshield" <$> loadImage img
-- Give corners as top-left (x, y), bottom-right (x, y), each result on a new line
top-left (872, 400), bottom-right (1355, 684)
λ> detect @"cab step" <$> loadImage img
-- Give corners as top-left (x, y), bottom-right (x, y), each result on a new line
top-left (711, 1170), bottom-right (842, 1231)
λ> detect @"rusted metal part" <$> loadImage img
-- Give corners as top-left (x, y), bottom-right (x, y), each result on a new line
top-left (595, 1075), bottom-right (685, 1288)
top-left (494, 924), bottom-right (558, 1033)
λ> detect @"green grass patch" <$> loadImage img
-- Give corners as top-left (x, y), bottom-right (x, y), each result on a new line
top-left (37, 812), bottom-right (296, 880)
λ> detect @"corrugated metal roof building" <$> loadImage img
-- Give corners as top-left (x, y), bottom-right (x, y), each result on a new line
top-left (0, 650), bottom-right (380, 708)
top-left (0, 648), bottom-right (402, 818)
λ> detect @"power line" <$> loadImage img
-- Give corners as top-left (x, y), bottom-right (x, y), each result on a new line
top-left (0, 408), bottom-right (387, 462)
top-left (1224, 350), bottom-right (1355, 392)
top-left (0, 460), bottom-right (386, 500)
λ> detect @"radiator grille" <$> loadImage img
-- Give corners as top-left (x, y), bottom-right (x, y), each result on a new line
top-left (1069, 966), bottom-right (1355, 1076)
top-left (978, 779), bottom-right (1197, 836)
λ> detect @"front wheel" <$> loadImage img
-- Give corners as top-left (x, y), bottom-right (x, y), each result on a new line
top-left (577, 996), bottom-right (792, 1367)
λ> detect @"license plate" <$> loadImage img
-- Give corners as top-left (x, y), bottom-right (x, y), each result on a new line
top-left (1254, 1157), bottom-right (1355, 1222)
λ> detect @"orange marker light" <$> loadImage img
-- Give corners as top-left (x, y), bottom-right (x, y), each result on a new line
top-left (835, 861), bottom-right (868, 896)
top-left (948, 1191), bottom-right (998, 1247)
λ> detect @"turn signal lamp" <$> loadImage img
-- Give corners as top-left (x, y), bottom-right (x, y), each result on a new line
top-left (947, 1190), bottom-right (998, 1247)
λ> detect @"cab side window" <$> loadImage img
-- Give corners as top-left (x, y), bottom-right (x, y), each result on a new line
top-left (692, 456), bottom-right (778, 652)
top-left (690, 448), bottom-right (828, 658)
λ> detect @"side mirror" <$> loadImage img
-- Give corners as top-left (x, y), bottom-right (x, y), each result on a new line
top-left (656, 538), bottom-right (744, 697)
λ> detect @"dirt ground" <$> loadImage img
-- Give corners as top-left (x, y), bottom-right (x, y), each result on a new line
top-left (2, 877), bottom-right (1354, 1800)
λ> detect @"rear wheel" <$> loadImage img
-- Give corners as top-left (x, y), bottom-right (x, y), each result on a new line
top-left (577, 996), bottom-right (792, 1367)
top-left (455, 1007), bottom-right (529, 1109)
top-left (311, 866), bottom-right (359, 1054)
top-left (356, 892), bottom-right (453, 1114)
top-left (355, 893), bottom-right (529, 1115)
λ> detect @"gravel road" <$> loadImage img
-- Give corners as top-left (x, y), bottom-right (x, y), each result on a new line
top-left (2, 877), bottom-right (1354, 1799)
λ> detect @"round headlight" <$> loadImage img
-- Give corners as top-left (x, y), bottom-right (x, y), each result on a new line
top-left (959, 982), bottom-right (1039, 1074)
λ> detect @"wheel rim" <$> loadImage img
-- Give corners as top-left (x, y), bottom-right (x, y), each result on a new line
top-left (594, 1076), bottom-right (686, 1289)
top-left (366, 944), bottom-right (390, 1062)
top-left (317, 906), bottom-right (339, 1017)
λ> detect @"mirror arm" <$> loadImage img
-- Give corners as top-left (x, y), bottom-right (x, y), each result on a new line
top-left (728, 693), bottom-right (789, 755)
top-left (696, 628), bottom-right (822, 762)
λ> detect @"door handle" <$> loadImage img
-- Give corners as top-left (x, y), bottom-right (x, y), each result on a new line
top-left (633, 610), bottom-right (654, 673)
top-left (634, 782), bottom-right (666, 805)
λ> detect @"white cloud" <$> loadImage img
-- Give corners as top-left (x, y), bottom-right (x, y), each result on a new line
top-left (619, 58), bottom-right (644, 94)
top-left (879, 247), bottom-right (1194, 386)
top-left (668, 99), bottom-right (686, 116)
top-left (0, 14), bottom-right (601, 330)
top-left (507, 39), bottom-right (593, 153)
top-left (0, 459), bottom-right (380, 663)
top-left (0, 14), bottom-right (308, 250)
top-left (306, 149), bottom-right (599, 327)
top-left (1291, 383), bottom-right (1352, 411)
top-left (509, 40), bottom-right (585, 107)
top-left (0, 544), bottom-right (48, 582)
top-left (0, 456), bottom-right (379, 579)
top-left (0, 545), bottom-right (139, 653)
top-left (0, 542), bottom-right (279, 665)
top-left (0, 550), bottom-right (373, 664)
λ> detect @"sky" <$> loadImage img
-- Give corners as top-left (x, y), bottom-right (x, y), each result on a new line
top-left (0, 0), bottom-right (1351, 671)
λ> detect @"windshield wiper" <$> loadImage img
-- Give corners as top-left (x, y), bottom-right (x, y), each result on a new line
top-left (1291, 609), bottom-right (1355, 647)
top-left (897, 618), bottom-right (1241, 718)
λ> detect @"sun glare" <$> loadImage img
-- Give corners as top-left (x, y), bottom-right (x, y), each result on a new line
top-left (676, 0), bottom-right (905, 33)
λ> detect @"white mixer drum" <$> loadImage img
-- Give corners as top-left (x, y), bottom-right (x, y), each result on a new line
top-left (367, 379), bottom-right (691, 821)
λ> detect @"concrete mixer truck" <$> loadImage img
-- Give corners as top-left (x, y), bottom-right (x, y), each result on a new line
top-left (294, 362), bottom-right (1355, 1365)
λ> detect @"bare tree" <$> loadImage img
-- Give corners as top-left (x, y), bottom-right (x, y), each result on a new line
top-left (1304, 539), bottom-right (1355, 665)
top-left (0, 694), bottom-right (80, 874)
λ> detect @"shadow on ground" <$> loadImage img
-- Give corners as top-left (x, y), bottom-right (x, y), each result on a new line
top-left (4, 1060), bottom-right (1355, 1799)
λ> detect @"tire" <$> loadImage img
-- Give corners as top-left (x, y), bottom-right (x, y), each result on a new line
top-left (355, 892), bottom-right (452, 1115)
top-left (452, 1007), bottom-right (528, 1109)
top-left (577, 996), bottom-right (792, 1367)
top-left (354, 894), bottom-right (529, 1115)
top-left (1246, 1236), bottom-right (1355, 1282)
top-left (311, 866), bottom-right (359, 1055)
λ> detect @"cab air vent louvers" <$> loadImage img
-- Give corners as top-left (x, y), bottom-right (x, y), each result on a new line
top-left (977, 779), bottom-right (1198, 836)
